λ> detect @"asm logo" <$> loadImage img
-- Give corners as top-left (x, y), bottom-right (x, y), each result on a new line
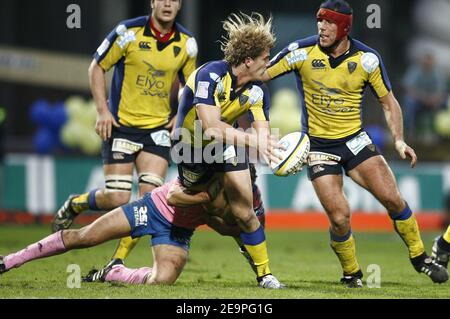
top-left (312, 59), bottom-right (326, 69)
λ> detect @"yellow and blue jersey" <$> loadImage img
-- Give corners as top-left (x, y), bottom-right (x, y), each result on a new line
top-left (267, 36), bottom-right (392, 139)
top-left (94, 16), bottom-right (197, 129)
top-left (175, 60), bottom-right (270, 145)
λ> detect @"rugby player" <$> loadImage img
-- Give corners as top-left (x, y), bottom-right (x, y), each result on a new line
top-left (172, 12), bottom-right (284, 288)
top-left (432, 226), bottom-right (450, 269)
top-left (52, 0), bottom-right (198, 265)
top-left (263, 0), bottom-right (448, 286)
top-left (1, 166), bottom-right (282, 288)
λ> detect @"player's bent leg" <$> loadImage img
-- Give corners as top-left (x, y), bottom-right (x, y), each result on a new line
top-left (147, 244), bottom-right (188, 285)
top-left (222, 170), bottom-right (260, 233)
top-left (1, 208), bottom-right (131, 275)
top-left (312, 174), bottom-right (362, 287)
top-left (348, 156), bottom-right (448, 283)
top-left (52, 163), bottom-right (133, 233)
top-left (222, 170), bottom-right (277, 282)
top-left (64, 207), bottom-right (132, 249)
top-left (110, 151), bottom-right (168, 262)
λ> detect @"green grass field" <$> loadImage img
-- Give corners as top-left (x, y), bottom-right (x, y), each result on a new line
top-left (0, 226), bottom-right (448, 299)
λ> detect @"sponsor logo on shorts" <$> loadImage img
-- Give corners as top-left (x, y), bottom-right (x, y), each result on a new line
top-left (134, 206), bottom-right (148, 227)
top-left (368, 144), bottom-right (376, 152)
top-left (312, 165), bottom-right (325, 174)
top-left (112, 139), bottom-right (143, 155)
top-left (308, 152), bottom-right (341, 166)
top-left (113, 153), bottom-right (125, 160)
top-left (181, 168), bottom-right (203, 184)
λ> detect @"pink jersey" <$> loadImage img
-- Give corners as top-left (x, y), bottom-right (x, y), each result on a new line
top-left (151, 180), bottom-right (209, 229)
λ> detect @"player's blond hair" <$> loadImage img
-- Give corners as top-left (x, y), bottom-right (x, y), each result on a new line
top-left (221, 12), bottom-right (276, 66)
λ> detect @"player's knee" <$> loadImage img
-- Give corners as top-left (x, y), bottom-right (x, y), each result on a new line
top-left (104, 175), bottom-right (133, 206)
top-left (150, 272), bottom-right (178, 285)
top-left (330, 213), bottom-right (351, 230)
top-left (147, 267), bottom-right (180, 285)
top-left (107, 191), bottom-right (132, 207)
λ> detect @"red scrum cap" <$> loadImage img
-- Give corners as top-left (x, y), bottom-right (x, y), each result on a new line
top-left (317, 0), bottom-right (353, 41)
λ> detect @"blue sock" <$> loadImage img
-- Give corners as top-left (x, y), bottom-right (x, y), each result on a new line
top-left (88, 189), bottom-right (101, 211)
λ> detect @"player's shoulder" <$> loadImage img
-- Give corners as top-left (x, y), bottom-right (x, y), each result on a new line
top-left (197, 60), bottom-right (229, 78)
top-left (352, 38), bottom-right (384, 73)
top-left (288, 35), bottom-right (319, 50)
top-left (250, 81), bottom-right (269, 93)
top-left (352, 38), bottom-right (382, 57)
top-left (175, 23), bottom-right (198, 58)
top-left (269, 36), bottom-right (318, 66)
top-left (117, 16), bottom-right (148, 29)
top-left (176, 22), bottom-right (195, 38)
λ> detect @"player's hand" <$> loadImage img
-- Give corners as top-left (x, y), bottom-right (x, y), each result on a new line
top-left (95, 109), bottom-right (120, 141)
top-left (257, 134), bottom-right (285, 166)
top-left (164, 116), bottom-right (178, 138)
top-left (395, 140), bottom-right (417, 168)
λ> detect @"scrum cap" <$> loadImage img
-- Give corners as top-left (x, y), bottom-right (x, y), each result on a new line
top-left (317, 0), bottom-right (353, 41)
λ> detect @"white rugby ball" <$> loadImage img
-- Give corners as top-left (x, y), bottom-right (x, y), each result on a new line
top-left (270, 132), bottom-right (310, 176)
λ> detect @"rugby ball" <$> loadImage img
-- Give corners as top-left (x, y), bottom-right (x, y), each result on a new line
top-left (270, 132), bottom-right (310, 177)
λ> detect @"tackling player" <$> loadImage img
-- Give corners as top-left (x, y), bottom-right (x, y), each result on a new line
top-left (172, 12), bottom-right (284, 288)
top-left (0, 165), bottom-right (281, 289)
top-left (52, 0), bottom-right (197, 265)
top-left (263, 0), bottom-right (448, 286)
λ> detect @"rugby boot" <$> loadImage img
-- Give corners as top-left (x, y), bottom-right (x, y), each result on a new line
top-left (258, 274), bottom-right (286, 289)
top-left (0, 256), bottom-right (7, 274)
top-left (83, 258), bottom-right (124, 283)
top-left (340, 270), bottom-right (363, 288)
top-left (431, 236), bottom-right (449, 269)
top-left (411, 253), bottom-right (448, 284)
top-left (51, 195), bottom-right (79, 233)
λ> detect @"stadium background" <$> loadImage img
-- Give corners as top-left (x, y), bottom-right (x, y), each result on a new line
top-left (0, 0), bottom-right (449, 231)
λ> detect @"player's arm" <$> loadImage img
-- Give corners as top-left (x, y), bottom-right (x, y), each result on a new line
top-left (366, 51), bottom-right (417, 168)
top-left (262, 42), bottom-right (304, 82)
top-left (379, 92), bottom-right (417, 168)
top-left (166, 180), bottom-right (211, 207)
top-left (90, 24), bottom-right (128, 140)
top-left (88, 60), bottom-right (120, 141)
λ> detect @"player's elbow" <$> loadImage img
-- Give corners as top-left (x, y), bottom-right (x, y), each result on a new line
top-left (88, 60), bottom-right (103, 79)
top-left (166, 192), bottom-right (178, 206)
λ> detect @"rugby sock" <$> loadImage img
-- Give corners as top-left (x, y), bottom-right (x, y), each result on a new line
top-left (87, 189), bottom-right (101, 211)
top-left (234, 237), bottom-right (257, 275)
top-left (443, 226), bottom-right (450, 246)
top-left (390, 204), bottom-right (425, 258)
top-left (240, 226), bottom-right (271, 278)
top-left (71, 193), bottom-right (90, 214)
top-left (104, 265), bottom-right (152, 285)
top-left (437, 226), bottom-right (450, 252)
top-left (330, 230), bottom-right (361, 276)
top-left (71, 189), bottom-right (101, 214)
top-left (3, 231), bottom-right (67, 270)
top-left (112, 237), bottom-right (141, 260)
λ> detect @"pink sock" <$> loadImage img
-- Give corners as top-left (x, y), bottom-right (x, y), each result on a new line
top-left (105, 265), bottom-right (152, 285)
top-left (4, 231), bottom-right (67, 270)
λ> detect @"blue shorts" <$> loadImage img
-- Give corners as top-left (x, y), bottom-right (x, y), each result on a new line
top-left (121, 193), bottom-right (194, 251)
